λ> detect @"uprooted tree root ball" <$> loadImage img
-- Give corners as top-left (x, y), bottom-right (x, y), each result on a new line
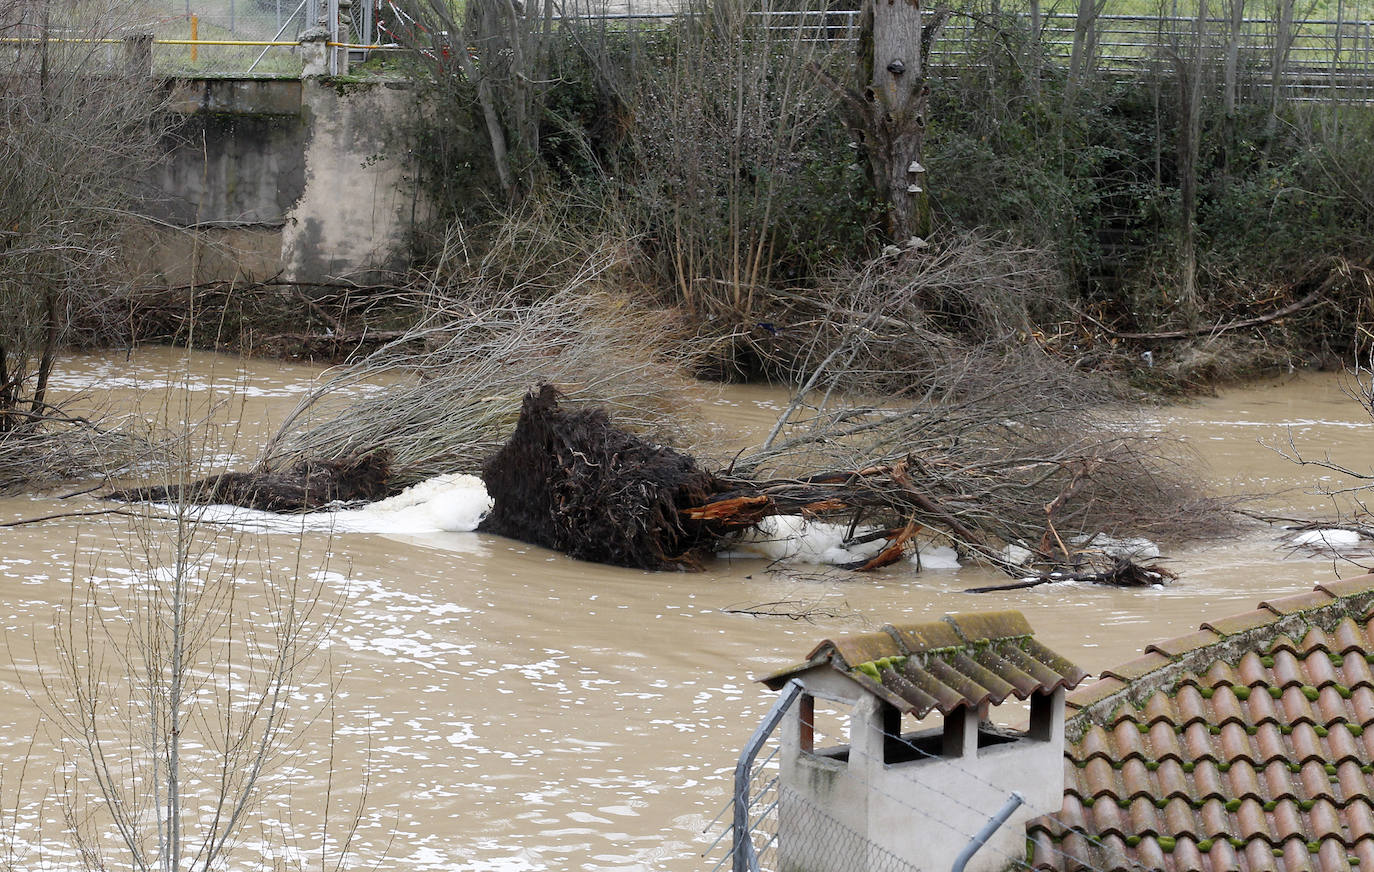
top-left (478, 385), bottom-right (731, 570)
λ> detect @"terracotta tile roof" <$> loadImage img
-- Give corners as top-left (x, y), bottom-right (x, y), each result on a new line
top-left (759, 609), bottom-right (1089, 718)
top-left (1028, 574), bottom-right (1374, 872)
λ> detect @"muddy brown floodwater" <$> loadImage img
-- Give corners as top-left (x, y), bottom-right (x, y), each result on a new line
top-left (1, 351), bottom-right (1372, 871)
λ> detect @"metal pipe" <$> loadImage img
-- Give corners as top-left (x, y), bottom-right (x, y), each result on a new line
top-left (732, 679), bottom-right (802, 872)
top-left (950, 792), bottom-right (1026, 872)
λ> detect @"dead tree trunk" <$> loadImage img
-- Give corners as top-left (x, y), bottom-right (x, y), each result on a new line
top-left (1222, 0), bottom-right (1243, 116)
top-left (1264, 0), bottom-right (1294, 154)
top-left (1270, 0), bottom-right (1294, 114)
top-left (819, 1), bottom-right (948, 241)
top-left (1175, 0), bottom-right (1207, 318)
top-left (1065, 0), bottom-right (1104, 107)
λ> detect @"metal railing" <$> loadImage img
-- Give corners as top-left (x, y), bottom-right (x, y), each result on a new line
top-left (564, 7), bottom-right (1374, 102)
top-left (701, 680), bottom-right (799, 872)
top-left (10, 1), bottom-right (1374, 90)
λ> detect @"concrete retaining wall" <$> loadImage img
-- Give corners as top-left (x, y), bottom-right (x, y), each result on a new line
top-left (139, 75), bottom-right (416, 287)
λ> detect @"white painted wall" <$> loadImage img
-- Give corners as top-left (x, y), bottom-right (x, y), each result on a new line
top-left (777, 680), bottom-right (1066, 872)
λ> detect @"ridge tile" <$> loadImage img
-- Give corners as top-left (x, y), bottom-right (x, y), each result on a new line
top-left (1315, 573), bottom-right (1374, 599)
top-left (1100, 651), bottom-right (1171, 683)
top-left (1146, 628), bottom-right (1219, 659)
top-left (1260, 589), bottom-right (1337, 617)
top-left (1202, 608), bottom-right (1280, 637)
top-left (1066, 676), bottom-right (1126, 710)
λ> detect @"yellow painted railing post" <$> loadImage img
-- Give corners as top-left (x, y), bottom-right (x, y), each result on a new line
top-left (190, 15), bottom-right (198, 62)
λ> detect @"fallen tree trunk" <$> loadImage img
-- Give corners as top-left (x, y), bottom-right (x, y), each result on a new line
top-left (106, 451), bottom-right (393, 513)
top-left (479, 387), bottom-right (1185, 585)
top-left (101, 387), bottom-right (1196, 589)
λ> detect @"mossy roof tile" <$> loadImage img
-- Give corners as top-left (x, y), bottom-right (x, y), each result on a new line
top-left (1033, 577), bottom-right (1374, 871)
top-left (1315, 573), bottom-right (1374, 600)
top-left (884, 620), bottom-right (962, 653)
top-left (1260, 588), bottom-right (1337, 616)
top-left (1146, 628), bottom-right (1220, 659)
top-left (1066, 676), bottom-right (1127, 710)
top-left (761, 609), bottom-right (1084, 717)
top-left (1100, 651), bottom-right (1171, 683)
top-left (1202, 608), bottom-right (1280, 636)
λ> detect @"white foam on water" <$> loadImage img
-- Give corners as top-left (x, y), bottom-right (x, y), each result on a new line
top-left (725, 518), bottom-right (970, 569)
top-left (724, 515), bottom-right (887, 565)
top-left (172, 473), bottom-right (493, 535)
top-left (1291, 527), bottom-right (1363, 549)
top-left (911, 544), bottom-right (961, 570)
top-left (1076, 534), bottom-right (1162, 561)
top-left (1001, 543), bottom-right (1034, 566)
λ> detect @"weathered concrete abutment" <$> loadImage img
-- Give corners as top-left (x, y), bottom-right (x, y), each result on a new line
top-left (136, 75), bottom-right (417, 287)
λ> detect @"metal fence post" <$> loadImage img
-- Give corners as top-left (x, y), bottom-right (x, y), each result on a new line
top-left (732, 679), bottom-right (802, 872)
top-left (950, 792), bottom-right (1025, 872)
top-left (328, 0), bottom-right (339, 74)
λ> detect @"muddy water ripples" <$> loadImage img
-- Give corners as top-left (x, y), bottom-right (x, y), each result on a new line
top-left (1, 352), bottom-right (1372, 870)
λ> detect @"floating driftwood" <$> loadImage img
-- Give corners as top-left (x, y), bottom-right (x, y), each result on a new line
top-left (106, 451), bottom-right (393, 513)
top-left (962, 556), bottom-right (1178, 594)
top-left (478, 387), bottom-right (1182, 583)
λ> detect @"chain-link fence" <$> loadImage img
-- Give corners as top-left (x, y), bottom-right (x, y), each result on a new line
top-left (772, 787), bottom-right (924, 872)
top-left (144, 0), bottom-right (311, 75)
top-left (142, 0), bottom-right (389, 75)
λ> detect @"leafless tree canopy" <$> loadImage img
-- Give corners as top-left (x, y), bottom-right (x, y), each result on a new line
top-left (0, 0), bottom-right (169, 490)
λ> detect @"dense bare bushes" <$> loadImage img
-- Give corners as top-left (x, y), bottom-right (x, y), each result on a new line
top-left (759, 233), bottom-right (1086, 396)
top-left (257, 227), bottom-right (705, 486)
top-left (0, 0), bottom-right (171, 489)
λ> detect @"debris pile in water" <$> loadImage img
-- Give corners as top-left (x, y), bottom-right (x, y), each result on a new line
top-left (106, 451), bottom-right (393, 513)
top-left (101, 385), bottom-right (1190, 588)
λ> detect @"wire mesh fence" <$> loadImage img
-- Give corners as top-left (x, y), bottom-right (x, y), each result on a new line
top-left (146, 0), bottom-right (313, 75)
top-left (10, 0), bottom-right (1374, 90)
top-left (772, 787), bottom-right (925, 872)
